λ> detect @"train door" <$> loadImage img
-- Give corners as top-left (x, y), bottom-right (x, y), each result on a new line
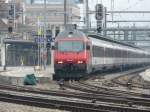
top-left (104, 46), bottom-right (106, 65)
top-left (86, 40), bottom-right (92, 73)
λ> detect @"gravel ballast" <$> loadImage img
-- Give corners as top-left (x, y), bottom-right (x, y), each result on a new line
top-left (0, 101), bottom-right (68, 112)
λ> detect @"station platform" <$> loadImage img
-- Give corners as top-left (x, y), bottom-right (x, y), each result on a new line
top-left (0, 66), bottom-right (54, 85)
top-left (140, 69), bottom-right (150, 82)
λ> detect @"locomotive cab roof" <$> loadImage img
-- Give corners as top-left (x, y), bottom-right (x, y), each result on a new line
top-left (56, 30), bottom-right (86, 38)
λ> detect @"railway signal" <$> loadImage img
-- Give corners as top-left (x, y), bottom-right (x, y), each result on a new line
top-left (95, 4), bottom-right (104, 33)
top-left (46, 30), bottom-right (52, 48)
top-left (95, 4), bottom-right (103, 20)
top-left (8, 26), bottom-right (13, 33)
top-left (9, 5), bottom-right (14, 17)
top-left (46, 43), bottom-right (51, 48)
top-left (97, 26), bottom-right (102, 33)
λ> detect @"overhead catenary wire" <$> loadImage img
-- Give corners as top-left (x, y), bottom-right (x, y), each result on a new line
top-left (111, 0), bottom-right (114, 22)
top-left (122, 0), bottom-right (144, 11)
top-left (109, 0), bottom-right (146, 27)
top-left (122, 0), bottom-right (145, 27)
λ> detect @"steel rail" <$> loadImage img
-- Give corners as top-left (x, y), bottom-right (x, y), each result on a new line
top-left (112, 72), bottom-right (150, 89)
top-left (65, 81), bottom-right (150, 102)
top-left (0, 91), bottom-right (110, 112)
top-left (0, 68), bottom-right (149, 111)
top-left (0, 82), bottom-right (150, 107)
top-left (0, 91), bottom-right (149, 112)
top-left (0, 78), bottom-right (150, 109)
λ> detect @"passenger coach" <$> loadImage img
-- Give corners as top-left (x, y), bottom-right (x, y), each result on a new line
top-left (53, 30), bottom-right (150, 79)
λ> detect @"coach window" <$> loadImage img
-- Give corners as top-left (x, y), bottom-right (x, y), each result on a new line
top-left (142, 53), bottom-right (144, 58)
top-left (135, 53), bottom-right (137, 58)
top-left (139, 53), bottom-right (141, 58)
top-left (123, 50), bottom-right (126, 58)
top-left (132, 52), bottom-right (135, 58)
top-left (114, 49), bottom-right (116, 57)
top-left (92, 46), bottom-right (98, 57)
top-left (92, 46), bottom-right (104, 57)
top-left (115, 49), bottom-right (118, 58)
top-left (119, 50), bottom-right (121, 58)
top-left (99, 46), bottom-right (104, 57)
top-left (105, 48), bottom-right (108, 57)
top-left (108, 48), bottom-right (113, 57)
top-left (122, 50), bottom-right (124, 58)
top-left (122, 50), bottom-right (125, 58)
top-left (137, 53), bottom-right (140, 58)
top-left (108, 48), bottom-right (111, 57)
top-left (134, 52), bottom-right (136, 58)
top-left (130, 51), bottom-right (132, 58)
top-left (132, 52), bottom-right (134, 58)
top-left (128, 51), bottom-right (130, 58)
top-left (125, 50), bottom-right (127, 58)
top-left (115, 49), bottom-right (120, 58)
top-left (112, 49), bottom-right (115, 57)
top-left (124, 50), bottom-right (127, 58)
top-left (131, 52), bottom-right (133, 58)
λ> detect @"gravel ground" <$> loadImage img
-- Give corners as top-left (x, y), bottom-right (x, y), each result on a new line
top-left (0, 101), bottom-right (68, 112)
top-left (32, 81), bottom-right (82, 93)
top-left (35, 81), bottom-right (60, 90)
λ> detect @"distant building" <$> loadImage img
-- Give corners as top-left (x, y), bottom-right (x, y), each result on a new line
top-left (23, 0), bottom-right (80, 37)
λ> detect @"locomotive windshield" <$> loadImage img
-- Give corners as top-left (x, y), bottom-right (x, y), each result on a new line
top-left (57, 41), bottom-right (84, 52)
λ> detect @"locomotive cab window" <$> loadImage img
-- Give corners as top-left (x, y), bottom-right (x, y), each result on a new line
top-left (57, 41), bottom-right (84, 52)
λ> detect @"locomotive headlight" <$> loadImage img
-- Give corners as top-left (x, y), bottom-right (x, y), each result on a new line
top-left (57, 61), bottom-right (63, 64)
top-left (77, 60), bottom-right (83, 64)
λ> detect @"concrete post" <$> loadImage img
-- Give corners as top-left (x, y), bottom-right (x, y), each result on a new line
top-left (51, 42), bottom-right (54, 74)
top-left (104, 7), bottom-right (107, 37)
top-left (84, 0), bottom-right (89, 30)
top-left (52, 25), bottom-right (56, 38)
top-left (124, 31), bottom-right (129, 41)
top-left (0, 33), bottom-right (7, 70)
top-left (64, 0), bottom-right (67, 29)
top-left (1, 37), bottom-right (5, 68)
top-left (44, 0), bottom-right (47, 50)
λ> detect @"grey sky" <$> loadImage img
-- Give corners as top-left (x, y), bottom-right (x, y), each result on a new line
top-left (86, 0), bottom-right (150, 27)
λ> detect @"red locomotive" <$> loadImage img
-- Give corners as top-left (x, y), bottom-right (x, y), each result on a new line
top-left (53, 30), bottom-right (91, 79)
top-left (53, 30), bottom-right (150, 79)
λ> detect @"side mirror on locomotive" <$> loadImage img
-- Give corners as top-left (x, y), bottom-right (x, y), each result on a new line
top-left (86, 45), bottom-right (90, 50)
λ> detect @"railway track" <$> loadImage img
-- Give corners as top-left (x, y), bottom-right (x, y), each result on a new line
top-left (0, 90), bottom-right (112, 112)
top-left (1, 82), bottom-right (150, 107)
top-left (82, 66), bottom-right (150, 96)
top-left (111, 70), bottom-right (150, 89)
top-left (61, 67), bottom-right (150, 111)
top-left (0, 82), bottom-right (149, 111)
top-left (64, 81), bottom-right (150, 105)
top-left (0, 67), bottom-right (149, 111)
top-left (0, 84), bottom-right (150, 112)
